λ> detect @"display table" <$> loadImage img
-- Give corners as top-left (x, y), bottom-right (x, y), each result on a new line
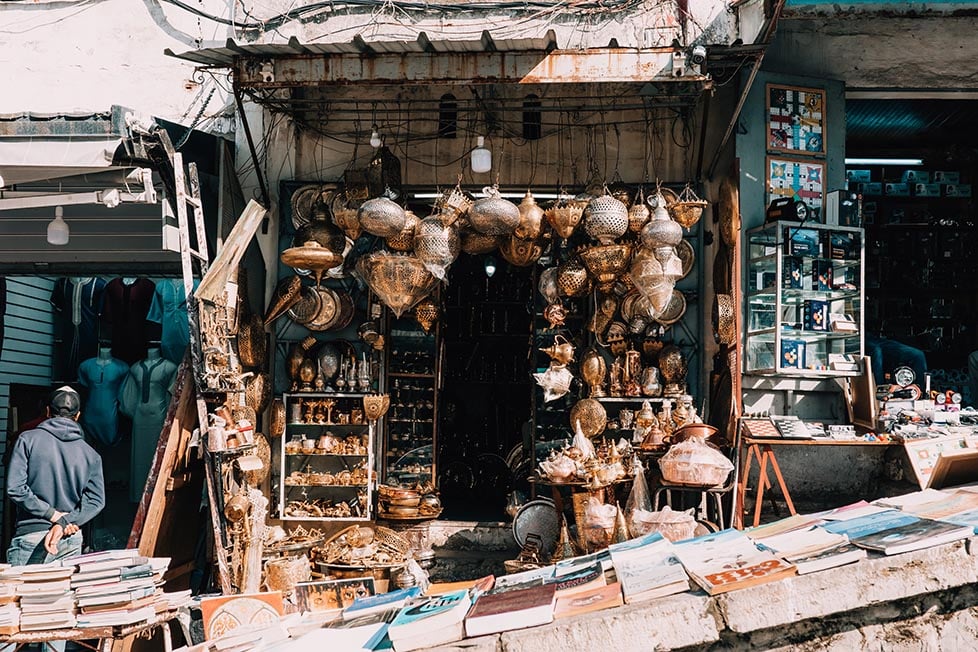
top-left (735, 437), bottom-right (897, 529)
top-left (0, 609), bottom-right (183, 652)
top-left (529, 476), bottom-right (634, 552)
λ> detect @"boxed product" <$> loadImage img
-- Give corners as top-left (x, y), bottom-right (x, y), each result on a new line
top-left (901, 169), bottom-right (929, 184)
top-left (780, 339), bottom-right (806, 370)
top-left (846, 169), bottom-right (872, 183)
top-left (803, 299), bottom-right (829, 331)
top-left (944, 183), bottom-right (972, 198)
top-left (784, 227), bottom-right (822, 257)
top-left (782, 256), bottom-right (803, 289)
top-left (914, 183), bottom-right (941, 197)
top-left (933, 170), bottom-right (960, 184)
top-left (884, 182), bottom-right (911, 197)
top-left (826, 231), bottom-right (860, 260)
top-left (812, 260), bottom-right (834, 291)
top-left (857, 182), bottom-right (883, 196)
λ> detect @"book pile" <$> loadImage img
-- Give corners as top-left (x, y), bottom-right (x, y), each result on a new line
top-left (0, 568), bottom-right (20, 635)
top-left (67, 550), bottom-right (167, 628)
top-left (607, 532), bottom-right (691, 604)
top-left (821, 508), bottom-right (973, 556)
top-left (14, 563), bottom-right (77, 631)
top-left (674, 529), bottom-right (797, 595)
top-left (751, 525), bottom-right (866, 575)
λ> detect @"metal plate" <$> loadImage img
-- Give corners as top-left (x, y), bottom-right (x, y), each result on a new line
top-left (287, 286), bottom-right (322, 325)
top-left (512, 498), bottom-right (559, 559)
top-left (290, 185), bottom-right (322, 231)
top-left (654, 289), bottom-right (687, 326)
top-left (675, 239), bottom-right (695, 279)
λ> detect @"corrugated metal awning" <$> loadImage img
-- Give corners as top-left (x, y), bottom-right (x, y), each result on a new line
top-left (0, 137), bottom-right (127, 186)
top-left (166, 31), bottom-right (707, 86)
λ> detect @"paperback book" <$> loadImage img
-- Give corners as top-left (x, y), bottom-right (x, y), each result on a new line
top-left (673, 529), bottom-right (796, 596)
top-left (607, 531), bottom-right (691, 603)
top-left (387, 589), bottom-right (472, 652)
top-left (464, 583), bottom-right (556, 638)
top-left (553, 582), bottom-right (623, 620)
top-left (850, 518), bottom-right (972, 555)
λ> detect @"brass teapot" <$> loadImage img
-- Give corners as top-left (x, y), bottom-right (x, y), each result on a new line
top-left (540, 334), bottom-right (575, 366)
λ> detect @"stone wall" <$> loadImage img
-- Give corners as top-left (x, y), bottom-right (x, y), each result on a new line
top-left (425, 538), bottom-right (978, 651)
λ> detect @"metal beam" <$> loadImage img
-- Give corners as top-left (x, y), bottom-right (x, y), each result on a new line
top-left (233, 49), bottom-right (708, 87)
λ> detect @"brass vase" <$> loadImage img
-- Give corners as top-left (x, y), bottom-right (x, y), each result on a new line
top-left (658, 345), bottom-right (688, 397)
top-left (580, 348), bottom-right (607, 398)
top-left (515, 189), bottom-right (545, 240)
top-left (287, 336), bottom-right (318, 382)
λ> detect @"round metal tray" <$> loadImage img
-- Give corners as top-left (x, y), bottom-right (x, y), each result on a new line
top-left (512, 498), bottom-right (559, 559)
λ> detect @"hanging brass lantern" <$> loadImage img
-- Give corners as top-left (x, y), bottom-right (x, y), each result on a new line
top-left (544, 198), bottom-right (587, 240)
top-left (414, 217), bottom-right (460, 281)
top-left (413, 298), bottom-right (441, 334)
top-left (628, 188), bottom-right (651, 233)
top-left (468, 185), bottom-right (520, 236)
top-left (385, 209), bottom-right (419, 252)
top-left (515, 190), bottom-right (545, 240)
top-left (584, 191), bottom-right (629, 244)
top-left (499, 234), bottom-right (544, 267)
top-left (555, 258), bottom-right (591, 298)
top-left (578, 242), bottom-right (634, 292)
top-left (358, 196), bottom-right (407, 238)
top-left (640, 190), bottom-right (684, 249)
top-left (356, 252), bottom-right (438, 318)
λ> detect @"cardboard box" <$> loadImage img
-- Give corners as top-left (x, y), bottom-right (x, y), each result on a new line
top-left (785, 227), bottom-right (822, 257)
top-left (914, 183), bottom-right (942, 197)
top-left (781, 339), bottom-right (806, 370)
top-left (858, 182), bottom-right (883, 196)
top-left (803, 299), bottom-right (829, 331)
top-left (944, 183), bottom-right (972, 198)
top-left (812, 260), bottom-right (834, 291)
top-left (825, 189), bottom-right (860, 226)
top-left (885, 182), bottom-right (911, 197)
top-left (782, 256), bottom-right (803, 289)
top-left (846, 169), bottom-right (872, 183)
top-left (826, 231), bottom-right (859, 260)
top-left (902, 170), bottom-right (929, 184)
top-left (933, 170), bottom-right (960, 184)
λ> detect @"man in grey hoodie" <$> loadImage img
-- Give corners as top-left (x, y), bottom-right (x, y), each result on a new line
top-left (6, 385), bottom-right (105, 565)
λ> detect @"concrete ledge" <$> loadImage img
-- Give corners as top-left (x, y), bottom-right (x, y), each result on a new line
top-left (426, 537), bottom-right (978, 651)
top-left (716, 539), bottom-right (978, 632)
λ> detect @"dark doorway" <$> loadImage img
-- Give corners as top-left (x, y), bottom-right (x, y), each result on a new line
top-left (438, 255), bottom-right (533, 521)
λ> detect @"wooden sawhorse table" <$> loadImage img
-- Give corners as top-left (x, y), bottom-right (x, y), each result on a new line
top-left (735, 437), bottom-right (897, 529)
top-left (0, 609), bottom-right (186, 651)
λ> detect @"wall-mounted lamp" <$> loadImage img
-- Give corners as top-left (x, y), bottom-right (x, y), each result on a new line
top-left (370, 125), bottom-right (383, 149)
top-left (484, 255), bottom-right (497, 278)
top-left (471, 136), bottom-right (492, 174)
top-left (47, 206), bottom-right (69, 246)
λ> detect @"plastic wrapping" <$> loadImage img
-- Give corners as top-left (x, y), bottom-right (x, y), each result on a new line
top-left (624, 457), bottom-right (652, 533)
top-left (629, 505), bottom-right (696, 542)
top-left (657, 439), bottom-right (734, 487)
top-left (583, 496), bottom-right (617, 551)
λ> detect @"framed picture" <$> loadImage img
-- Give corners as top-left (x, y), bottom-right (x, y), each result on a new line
top-left (294, 576), bottom-right (376, 613)
top-left (767, 84), bottom-right (826, 156)
top-left (767, 156), bottom-right (824, 220)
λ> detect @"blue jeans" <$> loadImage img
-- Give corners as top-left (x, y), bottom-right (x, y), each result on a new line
top-left (3, 530), bottom-right (82, 652)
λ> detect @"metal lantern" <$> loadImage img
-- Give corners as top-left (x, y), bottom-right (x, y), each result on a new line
top-left (358, 196), bottom-right (407, 238)
top-left (556, 258), bottom-right (591, 298)
top-left (640, 191), bottom-right (684, 249)
top-left (385, 209), bottom-right (419, 252)
top-left (468, 185), bottom-right (520, 235)
top-left (630, 246), bottom-right (680, 314)
top-left (356, 252), bottom-right (438, 318)
top-left (460, 227), bottom-right (502, 255)
top-left (499, 234), bottom-right (544, 267)
top-left (627, 188), bottom-right (651, 233)
top-left (414, 216), bottom-right (460, 281)
top-left (578, 242), bottom-right (634, 292)
top-left (584, 191), bottom-right (629, 243)
top-left (545, 198), bottom-right (587, 240)
top-left (413, 297), bottom-right (441, 334)
top-left (515, 190), bottom-right (546, 240)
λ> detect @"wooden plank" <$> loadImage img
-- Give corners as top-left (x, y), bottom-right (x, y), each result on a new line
top-left (195, 200), bottom-right (266, 304)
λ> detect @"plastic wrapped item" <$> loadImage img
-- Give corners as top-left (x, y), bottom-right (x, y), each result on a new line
top-left (571, 420), bottom-right (596, 461)
top-left (629, 505), bottom-right (696, 542)
top-left (657, 438), bottom-right (734, 487)
top-left (624, 457), bottom-right (653, 533)
top-left (582, 496), bottom-right (617, 551)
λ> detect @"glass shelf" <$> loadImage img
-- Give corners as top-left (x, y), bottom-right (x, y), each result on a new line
top-left (746, 221), bottom-right (865, 376)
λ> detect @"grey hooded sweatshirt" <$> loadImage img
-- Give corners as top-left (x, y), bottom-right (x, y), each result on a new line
top-left (6, 416), bottom-right (105, 538)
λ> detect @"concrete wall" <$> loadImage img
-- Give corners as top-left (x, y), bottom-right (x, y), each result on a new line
top-left (0, 0), bottom-right (233, 123)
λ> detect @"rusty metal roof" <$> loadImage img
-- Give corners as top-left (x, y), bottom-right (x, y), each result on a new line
top-left (167, 31), bottom-right (560, 68)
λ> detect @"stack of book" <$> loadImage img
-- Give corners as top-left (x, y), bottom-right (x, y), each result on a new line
top-left (67, 550), bottom-right (166, 628)
top-left (607, 532), bottom-right (691, 604)
top-left (751, 525), bottom-right (866, 575)
top-left (673, 529), bottom-right (797, 595)
top-left (0, 569), bottom-right (20, 635)
top-left (15, 564), bottom-right (77, 631)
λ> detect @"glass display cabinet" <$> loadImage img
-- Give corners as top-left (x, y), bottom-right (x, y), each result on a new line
top-left (279, 393), bottom-right (375, 521)
top-left (746, 220), bottom-right (864, 376)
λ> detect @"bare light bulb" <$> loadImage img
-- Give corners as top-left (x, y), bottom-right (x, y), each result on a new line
top-left (471, 136), bottom-right (492, 174)
top-left (370, 127), bottom-right (383, 148)
top-left (47, 206), bottom-right (70, 246)
top-left (484, 255), bottom-right (497, 278)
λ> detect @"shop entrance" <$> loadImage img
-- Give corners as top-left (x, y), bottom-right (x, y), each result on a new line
top-left (845, 97), bottom-right (978, 401)
top-left (438, 255), bottom-right (533, 520)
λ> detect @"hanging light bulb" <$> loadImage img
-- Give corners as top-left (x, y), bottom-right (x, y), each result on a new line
top-left (471, 135), bottom-right (492, 174)
top-left (484, 255), bottom-right (498, 278)
top-left (369, 125), bottom-right (383, 149)
top-left (47, 206), bottom-right (69, 246)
